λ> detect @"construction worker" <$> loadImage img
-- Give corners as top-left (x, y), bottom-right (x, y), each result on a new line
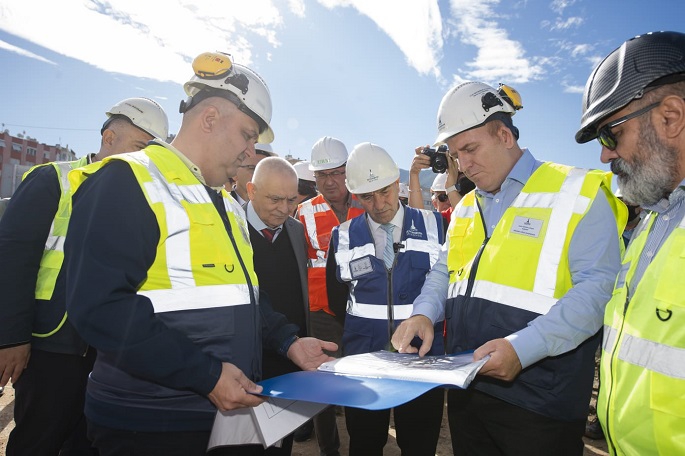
top-left (62, 52), bottom-right (335, 455)
top-left (327, 142), bottom-right (445, 455)
top-left (296, 136), bottom-right (364, 456)
top-left (0, 97), bottom-right (169, 456)
top-left (575, 30), bottom-right (685, 454)
top-left (392, 81), bottom-right (626, 455)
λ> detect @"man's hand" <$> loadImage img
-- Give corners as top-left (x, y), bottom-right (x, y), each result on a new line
top-left (410, 146), bottom-right (431, 176)
top-left (0, 343), bottom-right (31, 387)
top-left (288, 337), bottom-right (338, 371)
top-left (474, 338), bottom-right (522, 382)
top-left (207, 362), bottom-right (264, 411)
top-left (391, 315), bottom-right (434, 356)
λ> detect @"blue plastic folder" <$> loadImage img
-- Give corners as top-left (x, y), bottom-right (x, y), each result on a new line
top-left (258, 371), bottom-right (444, 410)
top-left (257, 350), bottom-right (487, 410)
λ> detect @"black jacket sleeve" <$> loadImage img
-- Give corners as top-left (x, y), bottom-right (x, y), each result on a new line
top-left (325, 244), bottom-right (349, 326)
top-left (0, 165), bottom-right (60, 347)
top-left (259, 290), bottom-right (299, 356)
top-left (65, 161), bottom-right (222, 395)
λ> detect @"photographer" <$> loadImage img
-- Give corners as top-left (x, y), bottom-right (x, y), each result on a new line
top-left (408, 144), bottom-right (474, 212)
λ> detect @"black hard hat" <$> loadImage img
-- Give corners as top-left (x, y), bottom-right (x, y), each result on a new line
top-left (576, 31), bottom-right (685, 144)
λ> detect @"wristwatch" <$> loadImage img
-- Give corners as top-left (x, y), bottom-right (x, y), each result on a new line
top-left (445, 184), bottom-right (458, 195)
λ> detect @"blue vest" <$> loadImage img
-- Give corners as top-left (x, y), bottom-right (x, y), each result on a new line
top-left (332, 205), bottom-right (445, 356)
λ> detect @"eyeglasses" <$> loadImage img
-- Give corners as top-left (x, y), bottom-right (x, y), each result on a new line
top-left (597, 101), bottom-right (661, 150)
top-left (314, 170), bottom-right (345, 181)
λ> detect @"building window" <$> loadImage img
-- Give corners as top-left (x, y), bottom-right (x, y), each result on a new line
top-left (0, 139), bottom-right (5, 148)
top-left (12, 143), bottom-right (22, 152)
top-left (44, 152), bottom-right (50, 159)
top-left (27, 147), bottom-right (37, 156)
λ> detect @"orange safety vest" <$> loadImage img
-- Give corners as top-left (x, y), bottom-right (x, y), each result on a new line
top-left (298, 194), bottom-right (364, 314)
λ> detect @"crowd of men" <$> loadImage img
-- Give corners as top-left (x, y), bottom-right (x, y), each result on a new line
top-left (1, 30), bottom-right (684, 456)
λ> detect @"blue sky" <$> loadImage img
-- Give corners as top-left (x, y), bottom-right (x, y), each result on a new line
top-left (0, 0), bottom-right (683, 178)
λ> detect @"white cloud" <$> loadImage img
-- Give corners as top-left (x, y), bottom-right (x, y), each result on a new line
top-left (0, 39), bottom-right (56, 65)
top-left (288, 0), bottom-right (306, 18)
top-left (447, 0), bottom-right (545, 84)
top-left (0, 0), bottom-right (284, 84)
top-left (550, 16), bottom-right (583, 30)
top-left (316, 0), bottom-right (444, 77)
top-left (550, 0), bottom-right (576, 15)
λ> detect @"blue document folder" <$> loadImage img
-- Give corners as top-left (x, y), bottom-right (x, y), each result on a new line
top-left (258, 370), bottom-right (445, 410)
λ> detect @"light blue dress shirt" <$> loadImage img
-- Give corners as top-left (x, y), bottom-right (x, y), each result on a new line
top-left (411, 149), bottom-right (621, 369)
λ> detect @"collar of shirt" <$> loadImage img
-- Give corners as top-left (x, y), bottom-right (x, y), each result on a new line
top-left (231, 188), bottom-right (247, 206)
top-left (366, 202), bottom-right (404, 244)
top-left (475, 148), bottom-right (543, 230)
top-left (643, 179), bottom-right (685, 214)
top-left (152, 139), bottom-right (219, 191)
top-left (246, 201), bottom-right (283, 232)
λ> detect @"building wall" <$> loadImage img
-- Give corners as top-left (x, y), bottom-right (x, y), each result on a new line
top-left (0, 131), bottom-right (76, 198)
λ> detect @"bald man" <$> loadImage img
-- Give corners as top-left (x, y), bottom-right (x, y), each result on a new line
top-left (244, 157), bottom-right (310, 455)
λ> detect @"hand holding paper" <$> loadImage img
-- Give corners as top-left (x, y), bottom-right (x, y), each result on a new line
top-left (474, 338), bottom-right (522, 381)
top-left (207, 362), bottom-right (264, 412)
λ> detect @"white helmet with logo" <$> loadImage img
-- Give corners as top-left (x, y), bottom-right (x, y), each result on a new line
top-left (103, 97), bottom-right (169, 139)
top-left (434, 82), bottom-right (521, 146)
top-left (181, 52), bottom-right (274, 144)
top-left (345, 142), bottom-right (400, 194)
top-left (309, 136), bottom-right (348, 171)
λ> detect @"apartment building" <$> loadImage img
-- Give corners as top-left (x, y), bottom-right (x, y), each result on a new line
top-left (0, 130), bottom-right (76, 197)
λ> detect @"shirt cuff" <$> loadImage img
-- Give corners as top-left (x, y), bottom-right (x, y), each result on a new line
top-left (505, 326), bottom-right (548, 370)
top-left (278, 334), bottom-right (299, 357)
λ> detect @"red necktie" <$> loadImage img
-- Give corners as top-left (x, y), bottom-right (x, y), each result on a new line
top-left (261, 228), bottom-right (277, 243)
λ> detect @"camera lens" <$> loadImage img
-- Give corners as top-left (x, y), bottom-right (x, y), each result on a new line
top-left (432, 155), bottom-right (448, 173)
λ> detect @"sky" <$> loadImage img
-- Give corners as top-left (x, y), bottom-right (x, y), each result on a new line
top-left (0, 0), bottom-right (683, 182)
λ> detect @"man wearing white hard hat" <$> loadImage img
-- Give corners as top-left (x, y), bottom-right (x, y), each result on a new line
top-left (59, 52), bottom-right (336, 454)
top-left (0, 97), bottom-right (169, 455)
top-left (327, 142), bottom-right (445, 455)
top-left (392, 81), bottom-right (626, 455)
top-left (228, 142), bottom-right (276, 205)
top-left (296, 136), bottom-right (364, 456)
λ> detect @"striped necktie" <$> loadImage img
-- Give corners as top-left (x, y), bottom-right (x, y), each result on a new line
top-left (381, 223), bottom-right (395, 269)
top-left (261, 228), bottom-right (277, 243)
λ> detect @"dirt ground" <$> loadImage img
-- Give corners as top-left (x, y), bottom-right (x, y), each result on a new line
top-left (1, 385), bottom-right (608, 455)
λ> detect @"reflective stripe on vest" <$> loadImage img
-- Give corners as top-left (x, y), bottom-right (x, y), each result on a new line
top-left (447, 164), bottom-right (616, 316)
top-left (599, 207), bottom-right (685, 454)
top-left (83, 147), bottom-right (257, 313)
top-left (337, 210), bottom-right (441, 320)
top-left (603, 325), bottom-right (685, 380)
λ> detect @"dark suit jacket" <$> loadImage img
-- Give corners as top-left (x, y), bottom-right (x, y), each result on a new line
top-left (244, 204), bottom-right (310, 336)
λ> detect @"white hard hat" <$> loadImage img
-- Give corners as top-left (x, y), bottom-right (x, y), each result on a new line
top-left (398, 182), bottom-right (409, 199)
top-left (293, 161), bottom-right (316, 182)
top-left (255, 143), bottom-right (276, 156)
top-left (345, 142), bottom-right (400, 194)
top-left (182, 52), bottom-right (274, 144)
top-left (103, 97), bottom-right (169, 139)
top-left (309, 136), bottom-right (348, 171)
top-left (430, 172), bottom-right (448, 192)
top-left (434, 81), bottom-right (518, 146)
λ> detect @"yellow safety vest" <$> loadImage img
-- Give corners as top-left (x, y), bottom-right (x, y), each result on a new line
top-left (447, 163), bottom-right (625, 309)
top-left (599, 210), bottom-right (685, 455)
top-left (69, 144), bottom-right (258, 311)
top-left (26, 156), bottom-right (89, 337)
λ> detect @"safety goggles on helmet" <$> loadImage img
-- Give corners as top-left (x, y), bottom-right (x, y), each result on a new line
top-left (597, 101), bottom-right (661, 150)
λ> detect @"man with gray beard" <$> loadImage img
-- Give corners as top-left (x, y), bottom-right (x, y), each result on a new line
top-left (575, 30), bottom-right (685, 455)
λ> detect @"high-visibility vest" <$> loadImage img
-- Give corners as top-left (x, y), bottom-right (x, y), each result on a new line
top-left (298, 194), bottom-right (363, 314)
top-left (333, 206), bottom-right (445, 355)
top-left (69, 143), bottom-right (263, 411)
top-left (599, 209), bottom-right (685, 455)
top-left (446, 162), bottom-right (625, 420)
top-left (26, 156), bottom-right (89, 338)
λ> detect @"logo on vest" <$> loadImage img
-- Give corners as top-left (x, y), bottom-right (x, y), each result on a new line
top-left (405, 220), bottom-right (423, 238)
top-left (366, 169), bottom-right (379, 183)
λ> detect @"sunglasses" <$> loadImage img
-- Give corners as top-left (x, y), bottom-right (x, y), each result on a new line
top-left (432, 193), bottom-right (448, 203)
top-left (597, 101), bottom-right (661, 150)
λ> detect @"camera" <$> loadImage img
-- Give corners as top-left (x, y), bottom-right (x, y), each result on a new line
top-left (422, 145), bottom-right (449, 173)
